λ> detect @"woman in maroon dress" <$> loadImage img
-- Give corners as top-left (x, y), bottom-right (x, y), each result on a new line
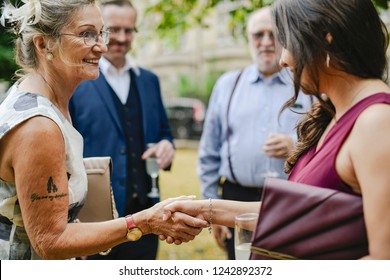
top-left (162, 0), bottom-right (390, 260)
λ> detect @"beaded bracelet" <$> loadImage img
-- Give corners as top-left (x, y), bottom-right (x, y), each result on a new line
top-left (208, 198), bottom-right (213, 234)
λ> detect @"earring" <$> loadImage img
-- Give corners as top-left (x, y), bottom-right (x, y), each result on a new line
top-left (46, 52), bottom-right (53, 61)
top-left (326, 53), bottom-right (330, 68)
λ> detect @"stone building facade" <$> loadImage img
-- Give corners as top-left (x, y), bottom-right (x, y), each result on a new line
top-left (132, 0), bottom-right (252, 102)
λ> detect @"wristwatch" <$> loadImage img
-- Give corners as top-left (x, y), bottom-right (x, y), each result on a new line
top-left (125, 215), bottom-right (143, 241)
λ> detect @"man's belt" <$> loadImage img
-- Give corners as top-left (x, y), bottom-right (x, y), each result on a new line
top-left (219, 176), bottom-right (263, 189)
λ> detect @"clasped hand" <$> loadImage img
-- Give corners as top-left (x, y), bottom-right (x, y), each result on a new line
top-left (144, 196), bottom-right (208, 245)
top-left (159, 199), bottom-right (207, 245)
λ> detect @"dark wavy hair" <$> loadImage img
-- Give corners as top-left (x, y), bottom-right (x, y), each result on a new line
top-left (272, 0), bottom-right (389, 172)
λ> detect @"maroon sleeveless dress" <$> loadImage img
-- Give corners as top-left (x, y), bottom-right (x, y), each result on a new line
top-left (288, 93), bottom-right (390, 194)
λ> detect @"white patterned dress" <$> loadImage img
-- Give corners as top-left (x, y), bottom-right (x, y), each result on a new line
top-left (0, 85), bottom-right (87, 259)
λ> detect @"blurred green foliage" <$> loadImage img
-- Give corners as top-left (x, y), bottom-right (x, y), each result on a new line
top-left (0, 34), bottom-right (17, 83)
top-left (177, 71), bottom-right (222, 103)
top-left (145, 0), bottom-right (274, 45)
top-left (0, 0), bottom-right (18, 83)
top-left (0, 0), bottom-right (389, 83)
top-left (145, 0), bottom-right (390, 44)
top-left (373, 0), bottom-right (390, 9)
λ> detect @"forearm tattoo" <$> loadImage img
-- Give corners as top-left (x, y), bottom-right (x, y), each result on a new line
top-left (30, 176), bottom-right (67, 202)
top-left (47, 176), bottom-right (58, 193)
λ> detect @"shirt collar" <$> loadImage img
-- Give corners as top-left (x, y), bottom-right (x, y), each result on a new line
top-left (99, 54), bottom-right (140, 76)
top-left (248, 64), bottom-right (292, 85)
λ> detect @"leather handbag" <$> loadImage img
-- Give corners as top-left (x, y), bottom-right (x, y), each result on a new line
top-left (250, 177), bottom-right (368, 260)
top-left (78, 157), bottom-right (118, 222)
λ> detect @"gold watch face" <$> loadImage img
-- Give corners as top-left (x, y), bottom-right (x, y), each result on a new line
top-left (126, 228), bottom-right (143, 241)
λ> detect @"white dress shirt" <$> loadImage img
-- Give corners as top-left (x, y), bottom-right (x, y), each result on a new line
top-left (99, 55), bottom-right (140, 104)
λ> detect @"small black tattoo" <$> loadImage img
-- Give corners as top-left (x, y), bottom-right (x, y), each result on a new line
top-left (47, 177), bottom-right (58, 193)
top-left (31, 176), bottom-right (67, 202)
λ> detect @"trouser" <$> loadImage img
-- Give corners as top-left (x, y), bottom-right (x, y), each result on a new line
top-left (220, 179), bottom-right (262, 260)
top-left (87, 234), bottom-right (158, 260)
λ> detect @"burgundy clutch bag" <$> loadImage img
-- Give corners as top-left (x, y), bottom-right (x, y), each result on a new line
top-left (250, 178), bottom-right (368, 260)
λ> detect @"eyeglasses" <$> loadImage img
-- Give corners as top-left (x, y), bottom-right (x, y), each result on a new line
top-left (108, 26), bottom-right (138, 36)
top-left (60, 30), bottom-right (110, 46)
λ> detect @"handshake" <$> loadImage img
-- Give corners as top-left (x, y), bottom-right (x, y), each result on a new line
top-left (131, 196), bottom-right (260, 245)
top-left (132, 196), bottom-right (210, 245)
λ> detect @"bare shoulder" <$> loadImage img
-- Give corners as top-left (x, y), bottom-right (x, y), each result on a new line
top-left (354, 100), bottom-right (390, 133)
top-left (0, 115), bottom-right (65, 182)
top-left (13, 116), bottom-right (63, 144)
top-left (349, 99), bottom-right (390, 153)
top-left (5, 115), bottom-right (65, 163)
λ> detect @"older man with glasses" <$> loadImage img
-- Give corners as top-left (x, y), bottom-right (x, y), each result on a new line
top-left (69, 0), bottom-right (175, 260)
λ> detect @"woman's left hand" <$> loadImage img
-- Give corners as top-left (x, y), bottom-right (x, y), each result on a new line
top-left (262, 133), bottom-right (294, 159)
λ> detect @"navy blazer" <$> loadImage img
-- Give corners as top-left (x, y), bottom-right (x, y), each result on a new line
top-left (69, 68), bottom-right (173, 216)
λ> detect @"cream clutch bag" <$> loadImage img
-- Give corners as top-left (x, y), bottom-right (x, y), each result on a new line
top-left (78, 157), bottom-right (118, 222)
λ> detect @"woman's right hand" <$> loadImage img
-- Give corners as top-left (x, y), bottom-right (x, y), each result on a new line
top-left (132, 196), bottom-right (208, 243)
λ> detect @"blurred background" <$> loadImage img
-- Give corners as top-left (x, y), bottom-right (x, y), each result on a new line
top-left (2, 0), bottom-right (390, 103)
top-left (1, 0), bottom-right (390, 260)
top-left (157, 146), bottom-right (226, 260)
